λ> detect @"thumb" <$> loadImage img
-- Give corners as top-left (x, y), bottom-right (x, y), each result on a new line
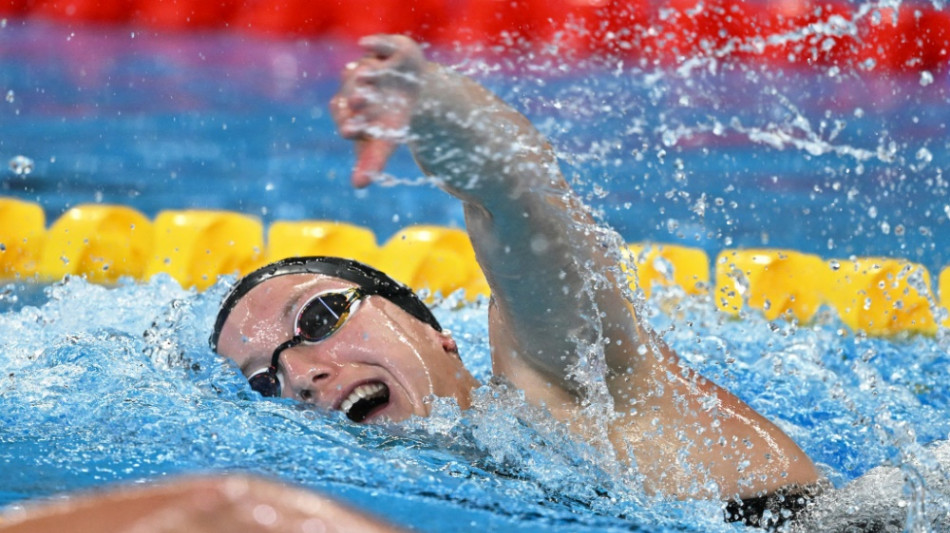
top-left (352, 139), bottom-right (396, 188)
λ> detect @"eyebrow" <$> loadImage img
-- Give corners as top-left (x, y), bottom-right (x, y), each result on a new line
top-left (237, 283), bottom-right (315, 376)
top-left (281, 284), bottom-right (311, 322)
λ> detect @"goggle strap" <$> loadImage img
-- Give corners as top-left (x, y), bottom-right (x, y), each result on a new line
top-left (270, 337), bottom-right (303, 373)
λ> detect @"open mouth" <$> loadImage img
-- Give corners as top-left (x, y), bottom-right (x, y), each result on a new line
top-left (340, 381), bottom-right (390, 423)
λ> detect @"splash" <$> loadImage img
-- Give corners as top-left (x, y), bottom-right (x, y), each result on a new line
top-left (0, 277), bottom-right (717, 531)
top-left (7, 155), bottom-right (33, 176)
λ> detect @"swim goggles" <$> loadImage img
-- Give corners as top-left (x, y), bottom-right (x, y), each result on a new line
top-left (211, 256), bottom-right (442, 353)
top-left (248, 287), bottom-right (365, 398)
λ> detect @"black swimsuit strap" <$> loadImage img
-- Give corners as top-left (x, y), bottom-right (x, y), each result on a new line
top-left (725, 482), bottom-right (827, 530)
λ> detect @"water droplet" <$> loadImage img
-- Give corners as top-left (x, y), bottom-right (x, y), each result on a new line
top-left (652, 256), bottom-right (674, 281)
top-left (691, 194), bottom-right (707, 217)
top-left (830, 260), bottom-right (841, 271)
top-left (661, 129), bottom-right (678, 147)
top-left (0, 287), bottom-right (16, 304)
top-left (731, 270), bottom-right (749, 296)
top-left (529, 234), bottom-right (549, 254)
top-left (8, 155), bottom-right (33, 175)
top-left (4, 90), bottom-right (13, 103)
top-left (916, 147), bottom-right (933, 164)
top-left (920, 71), bottom-right (934, 86)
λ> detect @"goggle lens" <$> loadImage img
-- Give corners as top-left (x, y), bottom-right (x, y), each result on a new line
top-left (248, 371), bottom-right (281, 398)
top-left (296, 291), bottom-right (359, 341)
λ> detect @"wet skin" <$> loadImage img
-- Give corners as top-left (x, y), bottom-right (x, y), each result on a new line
top-left (216, 273), bottom-right (479, 424)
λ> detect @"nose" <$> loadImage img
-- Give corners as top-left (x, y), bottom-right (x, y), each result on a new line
top-left (278, 345), bottom-right (337, 403)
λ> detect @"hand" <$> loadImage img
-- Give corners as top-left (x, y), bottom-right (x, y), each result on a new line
top-left (330, 34), bottom-right (427, 188)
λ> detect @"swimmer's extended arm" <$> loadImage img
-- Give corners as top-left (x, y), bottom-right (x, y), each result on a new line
top-left (332, 35), bottom-right (822, 497)
top-left (331, 35), bottom-right (651, 396)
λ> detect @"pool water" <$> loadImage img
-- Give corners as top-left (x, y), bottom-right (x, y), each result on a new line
top-left (2, 13), bottom-right (950, 532)
top-left (3, 19), bottom-right (949, 272)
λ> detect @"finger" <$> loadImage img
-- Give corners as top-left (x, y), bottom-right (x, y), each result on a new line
top-left (330, 96), bottom-right (361, 138)
top-left (358, 35), bottom-right (402, 60)
top-left (329, 94), bottom-right (348, 124)
top-left (330, 87), bottom-right (371, 136)
top-left (352, 139), bottom-right (396, 188)
top-left (338, 60), bottom-right (373, 97)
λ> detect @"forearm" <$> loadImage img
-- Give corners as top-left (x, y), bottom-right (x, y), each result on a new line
top-left (408, 62), bottom-right (594, 286)
top-left (408, 63), bottom-right (562, 208)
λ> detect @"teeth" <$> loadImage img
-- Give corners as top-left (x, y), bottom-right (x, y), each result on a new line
top-left (340, 382), bottom-right (387, 416)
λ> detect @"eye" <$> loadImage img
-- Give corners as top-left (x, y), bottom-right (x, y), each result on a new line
top-left (247, 368), bottom-right (282, 398)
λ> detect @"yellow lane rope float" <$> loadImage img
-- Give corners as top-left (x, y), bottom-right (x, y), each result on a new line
top-left (0, 197), bottom-right (45, 278)
top-left (1, 198), bottom-right (948, 334)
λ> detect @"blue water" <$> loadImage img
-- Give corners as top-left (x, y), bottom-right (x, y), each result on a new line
top-left (2, 13), bottom-right (950, 532)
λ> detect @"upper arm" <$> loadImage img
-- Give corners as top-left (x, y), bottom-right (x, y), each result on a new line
top-left (464, 184), bottom-right (647, 396)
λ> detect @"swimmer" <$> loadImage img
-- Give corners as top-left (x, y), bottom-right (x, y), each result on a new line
top-left (209, 34), bottom-right (823, 527)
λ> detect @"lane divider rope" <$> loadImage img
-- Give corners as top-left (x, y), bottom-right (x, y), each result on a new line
top-left (1, 198), bottom-right (947, 335)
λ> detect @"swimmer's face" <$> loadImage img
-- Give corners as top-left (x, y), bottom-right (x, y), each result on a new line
top-left (215, 274), bottom-right (478, 424)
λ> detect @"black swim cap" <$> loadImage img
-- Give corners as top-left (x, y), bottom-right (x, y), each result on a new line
top-left (210, 256), bottom-right (442, 352)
